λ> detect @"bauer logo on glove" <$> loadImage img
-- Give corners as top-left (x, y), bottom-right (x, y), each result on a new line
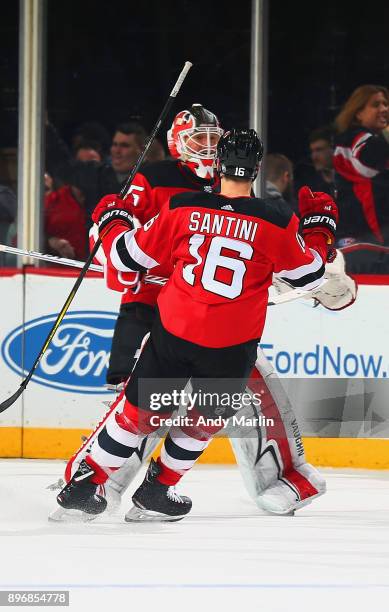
top-left (302, 214), bottom-right (337, 231)
top-left (98, 208), bottom-right (133, 228)
top-left (92, 194), bottom-right (134, 236)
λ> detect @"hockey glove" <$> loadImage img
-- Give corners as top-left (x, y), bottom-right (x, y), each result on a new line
top-left (298, 186), bottom-right (338, 262)
top-left (92, 194), bottom-right (134, 237)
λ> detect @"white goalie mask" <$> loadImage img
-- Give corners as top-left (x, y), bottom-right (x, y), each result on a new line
top-left (167, 103), bottom-right (224, 178)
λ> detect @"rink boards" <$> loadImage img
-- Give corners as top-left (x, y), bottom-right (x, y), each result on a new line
top-left (1, 267), bottom-right (389, 467)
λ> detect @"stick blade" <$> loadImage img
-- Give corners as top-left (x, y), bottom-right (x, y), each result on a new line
top-left (0, 386), bottom-right (24, 413)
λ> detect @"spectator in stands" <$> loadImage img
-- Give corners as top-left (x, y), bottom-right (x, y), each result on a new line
top-left (308, 127), bottom-right (335, 196)
top-left (333, 84), bottom-right (389, 272)
top-left (294, 126), bottom-right (335, 197)
top-left (109, 122), bottom-right (147, 184)
top-left (45, 162), bottom-right (90, 260)
top-left (45, 116), bottom-right (71, 180)
top-left (71, 121), bottom-right (111, 161)
top-left (43, 121), bottom-right (153, 263)
top-left (53, 121), bottom-right (148, 213)
top-left (74, 142), bottom-right (103, 163)
top-left (264, 153), bottom-right (294, 206)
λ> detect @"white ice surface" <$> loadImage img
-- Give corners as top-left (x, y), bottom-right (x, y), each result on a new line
top-left (0, 460), bottom-right (389, 612)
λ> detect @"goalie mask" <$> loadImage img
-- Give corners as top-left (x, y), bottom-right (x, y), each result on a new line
top-left (167, 104), bottom-right (224, 178)
top-left (216, 129), bottom-right (264, 181)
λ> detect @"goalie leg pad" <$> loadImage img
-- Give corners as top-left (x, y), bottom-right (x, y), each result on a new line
top-left (256, 464), bottom-right (326, 515)
top-left (230, 348), bottom-right (326, 514)
top-left (64, 388), bottom-right (127, 483)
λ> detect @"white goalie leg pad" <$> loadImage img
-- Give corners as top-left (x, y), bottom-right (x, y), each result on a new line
top-left (230, 348), bottom-right (326, 514)
top-left (256, 463), bottom-right (326, 515)
top-left (63, 389), bottom-right (127, 483)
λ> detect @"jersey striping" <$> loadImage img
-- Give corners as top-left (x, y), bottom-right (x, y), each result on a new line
top-left (103, 190), bottom-right (325, 348)
top-left (118, 159), bottom-right (219, 306)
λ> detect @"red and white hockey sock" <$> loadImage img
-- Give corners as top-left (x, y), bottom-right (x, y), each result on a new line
top-left (88, 397), bottom-right (170, 477)
top-left (156, 410), bottom-right (224, 486)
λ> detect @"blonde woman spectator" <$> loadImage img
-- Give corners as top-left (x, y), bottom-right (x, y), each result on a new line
top-left (333, 85), bottom-right (389, 252)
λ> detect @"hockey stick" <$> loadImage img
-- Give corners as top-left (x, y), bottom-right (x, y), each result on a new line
top-left (267, 283), bottom-right (324, 306)
top-left (0, 244), bottom-right (167, 286)
top-left (0, 244), bottom-right (104, 272)
top-left (0, 61), bottom-right (192, 414)
top-left (0, 242), bottom-right (325, 305)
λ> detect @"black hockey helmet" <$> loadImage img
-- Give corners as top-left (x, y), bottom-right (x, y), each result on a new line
top-left (215, 129), bottom-right (264, 181)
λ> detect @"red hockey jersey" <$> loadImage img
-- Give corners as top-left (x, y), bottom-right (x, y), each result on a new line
top-left (116, 159), bottom-right (219, 306)
top-left (102, 190), bottom-right (325, 348)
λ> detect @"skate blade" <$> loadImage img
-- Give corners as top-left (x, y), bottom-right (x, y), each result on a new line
top-left (48, 507), bottom-right (97, 523)
top-left (124, 505), bottom-right (186, 523)
top-left (46, 478), bottom-right (65, 491)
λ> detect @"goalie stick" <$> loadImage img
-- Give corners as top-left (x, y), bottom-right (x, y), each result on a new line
top-left (0, 60), bottom-right (193, 414)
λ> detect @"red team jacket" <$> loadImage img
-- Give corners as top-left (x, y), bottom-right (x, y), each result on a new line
top-left (333, 127), bottom-right (389, 244)
top-left (113, 159), bottom-right (219, 306)
top-left (101, 190), bottom-right (325, 348)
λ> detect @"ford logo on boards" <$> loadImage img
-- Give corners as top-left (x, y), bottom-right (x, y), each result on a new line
top-left (1, 311), bottom-right (117, 394)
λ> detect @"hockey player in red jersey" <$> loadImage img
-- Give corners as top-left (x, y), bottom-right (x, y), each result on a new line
top-left (102, 103), bottom-right (223, 384)
top-left (56, 128), bottom-right (338, 521)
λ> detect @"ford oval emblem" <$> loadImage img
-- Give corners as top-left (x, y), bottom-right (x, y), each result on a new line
top-left (1, 311), bottom-right (118, 394)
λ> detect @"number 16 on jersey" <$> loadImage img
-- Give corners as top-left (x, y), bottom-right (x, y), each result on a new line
top-left (182, 234), bottom-right (253, 299)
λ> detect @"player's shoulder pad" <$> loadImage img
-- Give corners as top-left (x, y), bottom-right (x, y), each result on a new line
top-left (136, 159), bottom-right (185, 188)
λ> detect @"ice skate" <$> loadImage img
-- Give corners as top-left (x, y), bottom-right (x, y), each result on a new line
top-left (125, 459), bottom-right (192, 523)
top-left (49, 459), bottom-right (107, 522)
